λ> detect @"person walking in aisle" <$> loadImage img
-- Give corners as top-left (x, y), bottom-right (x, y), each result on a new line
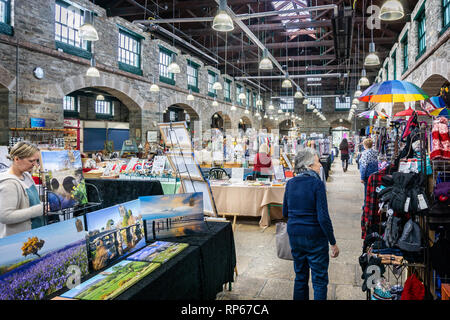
top-left (283, 147), bottom-right (339, 300)
top-left (359, 138), bottom-right (379, 207)
top-left (339, 138), bottom-right (349, 172)
top-left (0, 142), bottom-right (44, 238)
top-left (348, 139), bottom-right (355, 165)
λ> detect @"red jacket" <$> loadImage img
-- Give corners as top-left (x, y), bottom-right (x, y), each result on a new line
top-left (253, 152), bottom-right (272, 173)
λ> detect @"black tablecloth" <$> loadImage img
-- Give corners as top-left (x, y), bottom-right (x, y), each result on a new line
top-left (85, 179), bottom-right (164, 209)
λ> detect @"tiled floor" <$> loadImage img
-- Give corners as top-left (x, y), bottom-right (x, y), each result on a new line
top-left (216, 160), bottom-right (368, 300)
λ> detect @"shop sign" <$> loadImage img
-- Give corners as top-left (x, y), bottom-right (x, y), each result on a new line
top-left (64, 119), bottom-right (79, 128)
top-left (30, 118), bottom-right (46, 128)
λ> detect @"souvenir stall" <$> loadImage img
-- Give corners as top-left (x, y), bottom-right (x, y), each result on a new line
top-left (358, 80), bottom-right (450, 300)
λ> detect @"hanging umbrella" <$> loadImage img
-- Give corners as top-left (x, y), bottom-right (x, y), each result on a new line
top-left (359, 80), bottom-right (429, 103)
top-left (429, 107), bottom-right (450, 117)
top-left (429, 96), bottom-right (447, 109)
top-left (394, 107), bottom-right (428, 117)
top-left (358, 110), bottom-right (389, 119)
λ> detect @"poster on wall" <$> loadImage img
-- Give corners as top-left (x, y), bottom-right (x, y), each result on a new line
top-left (139, 193), bottom-right (206, 240)
top-left (0, 146), bottom-right (11, 172)
top-left (85, 200), bottom-right (145, 271)
top-left (0, 217), bottom-right (88, 300)
top-left (40, 150), bottom-right (88, 211)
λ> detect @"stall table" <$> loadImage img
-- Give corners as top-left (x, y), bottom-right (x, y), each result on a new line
top-left (210, 183), bottom-right (285, 228)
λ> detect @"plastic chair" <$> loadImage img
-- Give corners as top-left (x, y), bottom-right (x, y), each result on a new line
top-left (208, 167), bottom-right (230, 180)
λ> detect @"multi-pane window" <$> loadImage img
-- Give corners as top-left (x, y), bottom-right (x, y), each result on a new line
top-left (246, 89), bottom-right (251, 107)
top-left (63, 96), bottom-right (77, 112)
top-left (118, 30), bottom-right (140, 68)
top-left (159, 47), bottom-right (175, 82)
top-left (95, 100), bottom-right (113, 116)
top-left (187, 61), bottom-right (199, 91)
top-left (385, 63), bottom-right (389, 81)
top-left (402, 34), bottom-right (408, 72)
top-left (417, 11), bottom-right (426, 56)
top-left (280, 97), bottom-right (294, 110)
top-left (308, 97), bottom-right (322, 111)
top-left (236, 85), bottom-right (242, 105)
top-left (208, 71), bottom-right (217, 96)
top-left (224, 80), bottom-right (231, 102)
top-left (55, 1), bottom-right (89, 50)
top-left (335, 97), bottom-right (351, 110)
top-left (443, 0), bottom-right (450, 30)
top-left (0, 0), bottom-right (9, 24)
top-left (253, 92), bottom-right (257, 109)
top-left (391, 50), bottom-right (397, 80)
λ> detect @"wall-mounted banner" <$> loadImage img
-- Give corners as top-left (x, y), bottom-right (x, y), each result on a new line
top-left (30, 118), bottom-right (46, 128)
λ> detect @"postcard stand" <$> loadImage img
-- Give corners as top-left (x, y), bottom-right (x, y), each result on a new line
top-left (41, 179), bottom-right (103, 224)
top-left (159, 122), bottom-right (218, 217)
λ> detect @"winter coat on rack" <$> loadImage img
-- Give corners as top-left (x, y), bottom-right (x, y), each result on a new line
top-left (430, 116), bottom-right (450, 160)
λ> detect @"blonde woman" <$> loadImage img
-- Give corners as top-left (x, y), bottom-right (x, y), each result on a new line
top-left (253, 143), bottom-right (273, 179)
top-left (0, 142), bottom-right (44, 238)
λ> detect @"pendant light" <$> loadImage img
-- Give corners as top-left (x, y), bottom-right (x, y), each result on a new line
top-left (264, 113), bottom-right (268, 119)
top-left (230, 103), bottom-right (237, 111)
top-left (187, 90), bottom-right (194, 101)
top-left (212, 98), bottom-right (219, 107)
top-left (238, 91), bottom-right (246, 100)
top-left (212, 0), bottom-right (234, 32)
top-left (269, 115), bottom-right (274, 120)
top-left (96, 94), bottom-right (104, 100)
top-left (168, 53), bottom-right (180, 74)
top-left (294, 90), bottom-right (303, 99)
top-left (150, 75), bottom-right (160, 92)
top-left (365, 1), bottom-right (380, 66)
top-left (380, 0), bottom-right (404, 21)
top-left (244, 108), bottom-right (249, 114)
top-left (354, 85), bottom-right (363, 98)
top-left (282, 74), bottom-right (292, 88)
top-left (259, 48), bottom-right (273, 70)
top-left (212, 81), bottom-right (222, 90)
top-left (79, 10), bottom-right (99, 42)
top-left (268, 101), bottom-right (274, 110)
top-left (352, 98), bottom-right (360, 105)
top-left (359, 69), bottom-right (370, 87)
top-left (212, 33), bottom-right (223, 90)
top-left (86, 57), bottom-right (100, 77)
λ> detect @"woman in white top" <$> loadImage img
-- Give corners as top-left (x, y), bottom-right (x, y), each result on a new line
top-left (0, 141), bottom-right (44, 238)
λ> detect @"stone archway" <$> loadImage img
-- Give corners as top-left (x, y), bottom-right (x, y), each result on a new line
top-left (330, 119), bottom-right (352, 130)
top-left (420, 74), bottom-right (449, 97)
top-left (54, 74), bottom-right (149, 141)
top-left (0, 63), bottom-right (15, 144)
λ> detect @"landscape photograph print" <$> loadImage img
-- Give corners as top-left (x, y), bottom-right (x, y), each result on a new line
top-left (139, 193), bottom-right (206, 240)
top-left (85, 200), bottom-right (145, 271)
top-left (126, 241), bottom-right (189, 264)
top-left (60, 260), bottom-right (160, 300)
top-left (0, 217), bottom-right (88, 300)
top-left (40, 150), bottom-right (88, 211)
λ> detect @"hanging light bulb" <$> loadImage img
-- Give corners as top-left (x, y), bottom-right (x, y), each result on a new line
top-left (359, 69), bottom-right (370, 87)
top-left (352, 98), bottom-right (360, 105)
top-left (282, 74), bottom-right (292, 88)
top-left (256, 98), bottom-right (263, 106)
top-left (168, 53), bottom-right (181, 74)
top-left (212, 99), bottom-right (219, 107)
top-left (303, 98), bottom-right (310, 105)
top-left (212, 0), bottom-right (234, 32)
top-left (269, 115), bottom-right (274, 120)
top-left (86, 58), bottom-right (100, 77)
top-left (230, 104), bottom-right (237, 111)
top-left (278, 109), bottom-right (283, 114)
top-left (187, 91), bottom-right (194, 101)
top-left (264, 114), bottom-right (268, 119)
top-left (259, 48), bottom-right (273, 70)
top-left (150, 83), bottom-right (160, 92)
top-left (238, 92), bottom-right (246, 100)
top-left (79, 11), bottom-right (99, 41)
top-left (365, 42), bottom-right (380, 66)
top-left (294, 90), bottom-right (303, 99)
top-left (268, 103), bottom-right (274, 110)
top-left (244, 108), bottom-right (249, 114)
top-left (212, 81), bottom-right (223, 90)
top-left (380, 0), bottom-right (404, 21)
top-left (96, 94), bottom-right (104, 101)
top-left (255, 110), bottom-right (260, 117)
top-left (354, 86), bottom-right (363, 98)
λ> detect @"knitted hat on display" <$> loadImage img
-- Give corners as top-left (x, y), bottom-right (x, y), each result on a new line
top-left (397, 219), bottom-right (422, 252)
top-left (400, 273), bottom-right (424, 300)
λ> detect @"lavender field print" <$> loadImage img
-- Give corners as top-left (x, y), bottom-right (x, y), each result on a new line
top-left (0, 218), bottom-right (88, 300)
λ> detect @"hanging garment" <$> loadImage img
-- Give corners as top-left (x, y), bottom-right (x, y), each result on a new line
top-left (430, 117), bottom-right (450, 160)
top-left (400, 273), bottom-right (425, 300)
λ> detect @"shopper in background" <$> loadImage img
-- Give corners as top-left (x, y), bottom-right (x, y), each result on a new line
top-left (359, 138), bottom-right (379, 206)
top-left (0, 142), bottom-right (44, 238)
top-left (283, 147), bottom-right (339, 300)
top-left (339, 138), bottom-right (349, 172)
top-left (253, 143), bottom-right (273, 179)
top-left (348, 139), bottom-right (355, 165)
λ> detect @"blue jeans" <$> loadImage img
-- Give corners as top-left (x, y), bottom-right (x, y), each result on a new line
top-left (288, 234), bottom-right (329, 300)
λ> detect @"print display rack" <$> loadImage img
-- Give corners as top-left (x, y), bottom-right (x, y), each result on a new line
top-left (40, 174), bottom-right (103, 223)
top-left (159, 121), bottom-right (218, 217)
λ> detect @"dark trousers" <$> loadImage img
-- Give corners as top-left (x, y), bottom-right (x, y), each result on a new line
top-left (362, 180), bottom-right (368, 210)
top-left (341, 159), bottom-right (348, 171)
top-left (288, 234), bottom-right (329, 300)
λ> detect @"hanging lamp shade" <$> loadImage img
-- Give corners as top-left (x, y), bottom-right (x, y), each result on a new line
top-left (187, 92), bottom-right (194, 101)
top-left (255, 110), bottom-right (260, 117)
top-left (212, 99), bottom-right (219, 107)
top-left (230, 104), bottom-right (237, 111)
top-left (303, 98), bottom-right (310, 105)
top-left (168, 54), bottom-right (180, 74)
top-left (238, 92), bottom-right (246, 100)
top-left (354, 88), bottom-right (363, 97)
top-left (269, 115), bottom-right (274, 120)
top-left (268, 103), bottom-right (274, 110)
top-left (380, 0), bottom-right (404, 21)
top-left (79, 12), bottom-right (99, 42)
top-left (212, 0), bottom-right (234, 32)
top-left (150, 83), bottom-right (160, 92)
top-left (359, 69), bottom-right (370, 87)
top-left (294, 90), bottom-right (303, 99)
top-left (244, 108), bottom-right (249, 114)
top-left (365, 42), bottom-right (380, 66)
top-left (278, 109), bottom-right (283, 114)
top-left (212, 81), bottom-right (222, 90)
top-left (263, 114), bottom-right (268, 119)
top-left (86, 59), bottom-right (100, 77)
top-left (259, 49), bottom-right (273, 70)
top-left (352, 98), bottom-right (360, 105)
top-left (96, 94), bottom-right (104, 100)
top-left (282, 75), bottom-right (292, 88)
top-left (256, 99), bottom-right (263, 106)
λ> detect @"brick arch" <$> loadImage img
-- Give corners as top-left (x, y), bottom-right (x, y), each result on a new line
top-left (330, 119), bottom-right (352, 129)
top-left (160, 91), bottom-right (203, 119)
top-left (53, 74), bottom-right (145, 112)
top-left (420, 74), bottom-right (449, 97)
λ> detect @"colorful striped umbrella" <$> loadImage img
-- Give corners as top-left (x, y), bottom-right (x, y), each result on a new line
top-left (358, 110), bottom-right (389, 119)
top-left (429, 107), bottom-right (450, 117)
top-left (358, 80), bottom-right (429, 103)
top-left (429, 96), bottom-right (447, 109)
